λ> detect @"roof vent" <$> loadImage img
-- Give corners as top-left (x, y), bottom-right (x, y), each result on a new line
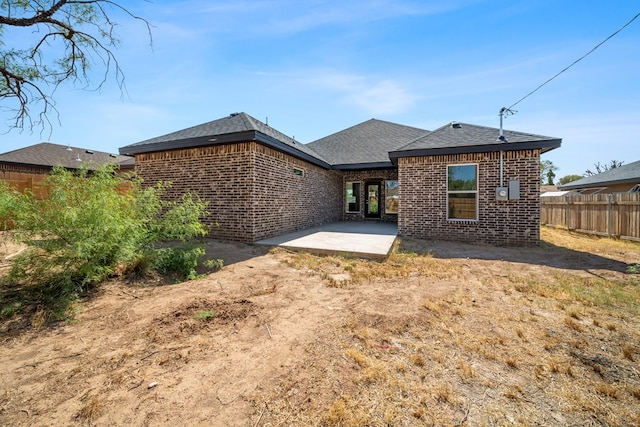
top-left (451, 122), bottom-right (461, 129)
top-left (85, 150), bottom-right (94, 154)
top-left (229, 112), bottom-right (239, 117)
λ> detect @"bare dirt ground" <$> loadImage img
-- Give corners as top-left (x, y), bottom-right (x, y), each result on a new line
top-left (1, 228), bottom-right (639, 426)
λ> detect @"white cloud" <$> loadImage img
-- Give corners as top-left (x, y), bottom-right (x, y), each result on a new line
top-left (303, 69), bottom-right (417, 115)
top-left (347, 80), bottom-right (417, 115)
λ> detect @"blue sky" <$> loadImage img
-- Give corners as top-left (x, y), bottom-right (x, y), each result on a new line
top-left (2, 0), bottom-right (639, 178)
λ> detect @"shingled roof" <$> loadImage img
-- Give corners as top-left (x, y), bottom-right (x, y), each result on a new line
top-left (119, 112), bottom-right (331, 168)
top-left (0, 142), bottom-right (133, 170)
top-left (558, 160), bottom-right (640, 190)
top-left (119, 113), bottom-right (562, 170)
top-left (306, 119), bottom-right (429, 169)
top-left (389, 122), bottom-right (561, 161)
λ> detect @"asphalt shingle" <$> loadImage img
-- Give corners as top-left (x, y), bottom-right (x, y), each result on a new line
top-left (306, 119), bottom-right (429, 167)
top-left (396, 122), bottom-right (560, 152)
top-left (120, 112), bottom-right (329, 165)
top-left (559, 160), bottom-right (640, 190)
top-left (0, 142), bottom-right (133, 170)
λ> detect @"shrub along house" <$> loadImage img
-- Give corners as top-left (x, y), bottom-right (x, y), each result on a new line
top-left (119, 112), bottom-right (561, 245)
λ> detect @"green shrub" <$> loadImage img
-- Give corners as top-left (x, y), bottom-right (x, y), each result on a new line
top-left (1, 165), bottom-right (211, 316)
top-left (0, 181), bottom-right (21, 230)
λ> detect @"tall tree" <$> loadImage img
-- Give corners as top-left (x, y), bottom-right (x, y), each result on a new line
top-left (0, 0), bottom-right (151, 133)
top-left (585, 160), bottom-right (624, 176)
top-left (540, 160), bottom-right (558, 185)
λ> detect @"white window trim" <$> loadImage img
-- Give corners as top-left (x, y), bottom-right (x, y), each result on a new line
top-left (446, 163), bottom-right (479, 222)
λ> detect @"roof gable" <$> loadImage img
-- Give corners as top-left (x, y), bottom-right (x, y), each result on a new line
top-left (306, 119), bottom-right (428, 168)
top-left (0, 142), bottom-right (133, 170)
top-left (559, 160), bottom-right (640, 190)
top-left (390, 122), bottom-right (561, 159)
top-left (119, 112), bottom-right (330, 168)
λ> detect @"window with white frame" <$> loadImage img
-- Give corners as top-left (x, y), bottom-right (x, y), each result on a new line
top-left (447, 164), bottom-right (478, 220)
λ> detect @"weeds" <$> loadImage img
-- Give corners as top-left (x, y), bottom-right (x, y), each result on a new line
top-left (194, 310), bottom-right (216, 322)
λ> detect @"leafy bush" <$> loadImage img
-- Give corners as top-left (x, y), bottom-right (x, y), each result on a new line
top-left (0, 165), bottom-right (211, 316)
top-left (0, 181), bottom-right (21, 230)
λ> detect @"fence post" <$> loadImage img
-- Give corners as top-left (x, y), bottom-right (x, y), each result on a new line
top-left (565, 194), bottom-right (570, 230)
top-left (607, 193), bottom-right (612, 237)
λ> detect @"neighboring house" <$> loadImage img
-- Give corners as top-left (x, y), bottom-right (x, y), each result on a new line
top-left (119, 112), bottom-right (561, 245)
top-left (540, 185), bottom-right (558, 194)
top-left (0, 142), bottom-right (134, 198)
top-left (558, 160), bottom-right (640, 194)
top-left (540, 185), bottom-right (573, 198)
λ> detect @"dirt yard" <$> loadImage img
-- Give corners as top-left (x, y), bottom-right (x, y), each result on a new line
top-left (1, 228), bottom-right (639, 426)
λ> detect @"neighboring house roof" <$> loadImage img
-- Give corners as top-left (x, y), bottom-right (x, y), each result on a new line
top-left (540, 191), bottom-right (572, 197)
top-left (306, 119), bottom-right (429, 169)
top-left (389, 122), bottom-right (561, 161)
top-left (119, 112), bottom-right (331, 169)
top-left (558, 160), bottom-right (640, 191)
top-left (0, 142), bottom-right (133, 170)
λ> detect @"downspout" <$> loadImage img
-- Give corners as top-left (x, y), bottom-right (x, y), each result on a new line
top-left (500, 150), bottom-right (504, 187)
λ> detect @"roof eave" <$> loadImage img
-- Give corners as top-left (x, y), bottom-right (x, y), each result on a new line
top-left (0, 160), bottom-right (122, 171)
top-left (254, 133), bottom-right (331, 169)
top-left (331, 162), bottom-right (395, 170)
top-left (119, 130), bottom-right (331, 170)
top-left (389, 139), bottom-right (562, 160)
top-left (118, 131), bottom-right (257, 156)
top-left (0, 161), bottom-right (53, 170)
top-left (559, 177), bottom-right (640, 190)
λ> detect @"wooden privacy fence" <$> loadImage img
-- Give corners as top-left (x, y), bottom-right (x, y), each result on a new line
top-left (1, 173), bottom-right (52, 200)
top-left (541, 193), bottom-right (640, 241)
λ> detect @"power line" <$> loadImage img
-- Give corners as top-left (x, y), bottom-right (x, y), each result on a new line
top-left (507, 11), bottom-right (640, 110)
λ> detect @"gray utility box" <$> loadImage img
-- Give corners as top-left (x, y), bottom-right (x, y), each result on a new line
top-left (508, 179), bottom-right (520, 200)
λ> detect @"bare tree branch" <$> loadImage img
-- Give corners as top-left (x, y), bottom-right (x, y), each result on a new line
top-left (0, 0), bottom-right (152, 136)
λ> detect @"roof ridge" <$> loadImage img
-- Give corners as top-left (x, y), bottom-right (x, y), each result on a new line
top-left (237, 112), bottom-right (255, 131)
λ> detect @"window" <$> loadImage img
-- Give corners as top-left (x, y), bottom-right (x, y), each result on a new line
top-left (385, 180), bottom-right (399, 214)
top-left (346, 182), bottom-right (361, 213)
top-left (447, 164), bottom-right (478, 220)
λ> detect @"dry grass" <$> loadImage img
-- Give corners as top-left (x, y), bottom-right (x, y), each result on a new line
top-left (256, 227), bottom-right (640, 426)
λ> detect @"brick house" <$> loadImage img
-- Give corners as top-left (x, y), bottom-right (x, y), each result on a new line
top-left (119, 112), bottom-right (561, 245)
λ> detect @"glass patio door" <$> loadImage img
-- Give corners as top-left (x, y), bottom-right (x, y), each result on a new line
top-left (364, 182), bottom-right (381, 218)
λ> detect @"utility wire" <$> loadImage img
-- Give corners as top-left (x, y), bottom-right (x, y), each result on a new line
top-left (507, 11), bottom-right (640, 110)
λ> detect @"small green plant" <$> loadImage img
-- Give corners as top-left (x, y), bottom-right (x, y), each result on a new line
top-left (627, 263), bottom-right (640, 274)
top-left (203, 258), bottom-right (224, 270)
top-left (194, 310), bottom-right (216, 321)
top-left (0, 301), bottom-right (22, 319)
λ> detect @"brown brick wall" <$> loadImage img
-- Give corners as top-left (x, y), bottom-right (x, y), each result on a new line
top-left (134, 142), bottom-right (342, 242)
top-left (252, 144), bottom-right (342, 240)
top-left (341, 169), bottom-right (398, 222)
top-left (398, 150), bottom-right (541, 245)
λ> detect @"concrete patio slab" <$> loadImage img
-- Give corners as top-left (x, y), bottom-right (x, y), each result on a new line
top-left (255, 221), bottom-right (397, 260)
